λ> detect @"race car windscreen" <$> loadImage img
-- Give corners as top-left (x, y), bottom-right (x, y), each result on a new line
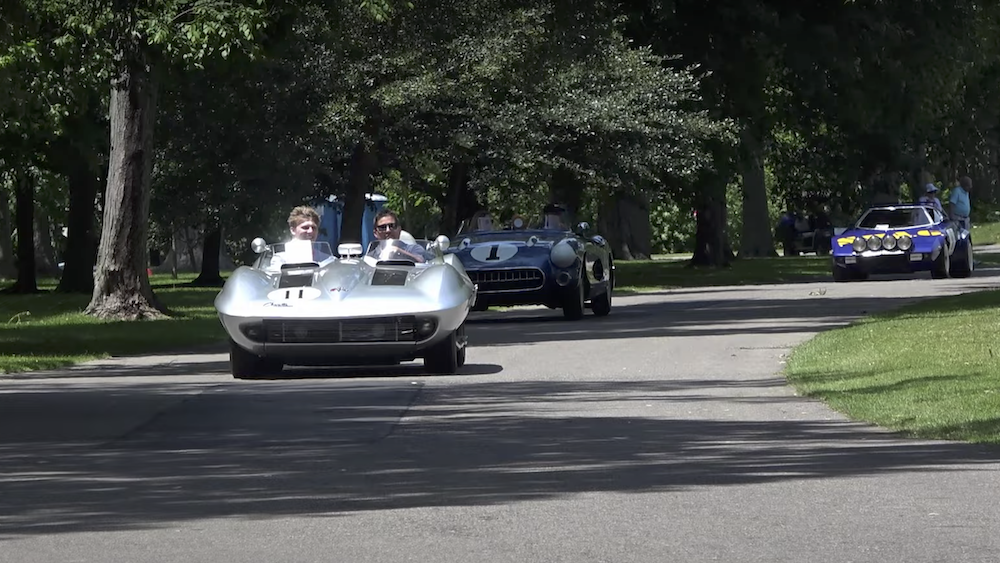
top-left (857, 208), bottom-right (931, 229)
top-left (260, 241), bottom-right (334, 270)
top-left (366, 239), bottom-right (434, 263)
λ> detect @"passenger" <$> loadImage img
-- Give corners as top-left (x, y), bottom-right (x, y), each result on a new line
top-left (287, 206), bottom-right (320, 241)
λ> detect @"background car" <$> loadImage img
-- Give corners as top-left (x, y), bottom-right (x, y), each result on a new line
top-left (450, 204), bottom-right (614, 320)
top-left (214, 236), bottom-right (475, 379)
top-left (831, 203), bottom-right (973, 281)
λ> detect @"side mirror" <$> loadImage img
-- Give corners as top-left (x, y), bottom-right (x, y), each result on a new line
top-left (576, 222), bottom-right (590, 234)
top-left (251, 237), bottom-right (267, 254)
top-left (432, 235), bottom-right (450, 262)
top-left (338, 243), bottom-right (363, 259)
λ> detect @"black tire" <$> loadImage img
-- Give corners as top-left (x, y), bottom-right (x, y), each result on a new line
top-left (456, 323), bottom-right (467, 368)
top-left (931, 247), bottom-right (951, 279)
top-left (591, 284), bottom-right (611, 316)
top-left (424, 331), bottom-right (459, 374)
top-left (951, 239), bottom-right (974, 278)
top-left (562, 276), bottom-right (585, 320)
top-left (833, 266), bottom-right (852, 282)
top-left (230, 339), bottom-right (282, 379)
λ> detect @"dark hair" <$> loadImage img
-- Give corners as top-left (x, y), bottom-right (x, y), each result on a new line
top-left (374, 209), bottom-right (399, 226)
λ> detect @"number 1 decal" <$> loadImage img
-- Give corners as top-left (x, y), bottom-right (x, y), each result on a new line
top-left (487, 245), bottom-right (501, 260)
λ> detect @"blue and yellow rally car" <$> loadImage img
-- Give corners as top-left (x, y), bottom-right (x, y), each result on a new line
top-left (831, 203), bottom-right (973, 281)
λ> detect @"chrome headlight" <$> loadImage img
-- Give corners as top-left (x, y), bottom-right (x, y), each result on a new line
top-left (866, 236), bottom-right (882, 251)
top-left (550, 241), bottom-right (577, 268)
top-left (882, 235), bottom-right (897, 250)
top-left (852, 238), bottom-right (867, 253)
top-left (897, 235), bottom-right (913, 251)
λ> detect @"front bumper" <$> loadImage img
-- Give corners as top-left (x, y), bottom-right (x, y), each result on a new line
top-left (468, 265), bottom-right (579, 308)
top-left (220, 302), bottom-right (468, 363)
top-left (833, 250), bottom-right (935, 274)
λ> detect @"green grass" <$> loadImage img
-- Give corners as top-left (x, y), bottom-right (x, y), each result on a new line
top-left (615, 255), bottom-right (830, 292)
top-left (0, 273), bottom-right (226, 374)
top-left (785, 290), bottom-right (1000, 444)
top-left (972, 221), bottom-right (1000, 245)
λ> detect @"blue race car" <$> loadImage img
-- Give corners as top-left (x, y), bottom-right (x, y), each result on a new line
top-left (450, 204), bottom-right (614, 319)
top-left (831, 203), bottom-right (973, 281)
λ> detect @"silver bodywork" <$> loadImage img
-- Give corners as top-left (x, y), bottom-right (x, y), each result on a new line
top-left (215, 238), bottom-right (476, 377)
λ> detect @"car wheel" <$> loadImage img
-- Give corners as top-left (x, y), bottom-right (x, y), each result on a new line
top-left (833, 266), bottom-right (852, 282)
top-left (591, 283), bottom-right (611, 316)
top-left (931, 247), bottom-right (951, 279)
top-left (562, 275), bottom-right (585, 320)
top-left (951, 239), bottom-right (974, 278)
top-left (424, 331), bottom-right (459, 374)
top-left (456, 323), bottom-right (467, 367)
top-left (230, 339), bottom-right (282, 379)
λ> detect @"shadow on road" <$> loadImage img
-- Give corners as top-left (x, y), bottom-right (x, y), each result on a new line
top-left (464, 290), bottom-right (991, 346)
top-left (1, 378), bottom-right (999, 538)
top-left (0, 359), bottom-right (503, 381)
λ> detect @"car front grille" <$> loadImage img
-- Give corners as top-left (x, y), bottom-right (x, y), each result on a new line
top-left (469, 268), bottom-right (545, 292)
top-left (263, 316), bottom-right (417, 344)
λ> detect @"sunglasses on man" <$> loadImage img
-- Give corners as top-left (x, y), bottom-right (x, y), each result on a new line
top-left (375, 223), bottom-right (398, 232)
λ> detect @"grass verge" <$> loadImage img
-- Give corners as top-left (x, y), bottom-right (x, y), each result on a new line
top-left (0, 273), bottom-right (226, 374)
top-left (972, 221), bottom-right (1000, 246)
top-left (614, 255), bottom-right (830, 292)
top-left (785, 289), bottom-right (1000, 444)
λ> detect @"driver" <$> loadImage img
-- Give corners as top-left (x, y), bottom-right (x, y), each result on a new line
top-left (371, 209), bottom-right (427, 262)
top-left (542, 203), bottom-right (568, 230)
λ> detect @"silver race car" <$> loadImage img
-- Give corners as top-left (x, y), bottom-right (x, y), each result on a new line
top-left (215, 236), bottom-right (476, 379)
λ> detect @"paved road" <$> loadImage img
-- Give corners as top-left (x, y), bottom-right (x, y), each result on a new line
top-left (2, 269), bottom-right (1000, 562)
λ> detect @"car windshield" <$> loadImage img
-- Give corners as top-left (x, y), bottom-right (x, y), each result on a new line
top-left (857, 207), bottom-right (931, 229)
top-left (258, 240), bottom-right (334, 271)
top-left (531, 209), bottom-right (573, 231)
top-left (366, 239), bottom-right (434, 263)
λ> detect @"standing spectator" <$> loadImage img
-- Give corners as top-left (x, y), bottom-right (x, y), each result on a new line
top-left (919, 184), bottom-right (944, 214)
top-left (949, 176), bottom-right (972, 230)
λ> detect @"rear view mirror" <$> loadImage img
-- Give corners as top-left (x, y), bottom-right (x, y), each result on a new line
top-left (251, 238), bottom-right (267, 253)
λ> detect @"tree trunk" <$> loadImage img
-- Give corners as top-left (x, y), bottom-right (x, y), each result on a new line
top-left (0, 184), bottom-right (17, 279)
top-left (189, 227), bottom-right (224, 286)
top-left (170, 225), bottom-right (178, 279)
top-left (33, 208), bottom-right (61, 276)
top-left (339, 117), bottom-right (380, 244)
top-left (597, 191), bottom-right (653, 260)
top-left (738, 127), bottom-right (776, 257)
top-left (690, 173), bottom-right (732, 268)
top-left (84, 43), bottom-right (165, 320)
top-left (184, 228), bottom-right (199, 272)
top-left (56, 153), bottom-right (100, 293)
top-left (441, 159), bottom-right (476, 236)
top-left (7, 169), bottom-right (38, 293)
top-left (549, 165), bottom-right (583, 219)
